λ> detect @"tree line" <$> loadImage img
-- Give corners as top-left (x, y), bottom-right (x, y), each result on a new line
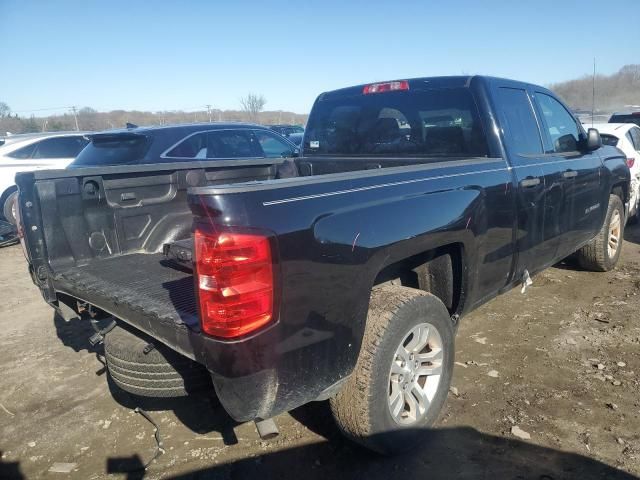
top-left (549, 64), bottom-right (640, 113)
top-left (0, 93), bottom-right (308, 135)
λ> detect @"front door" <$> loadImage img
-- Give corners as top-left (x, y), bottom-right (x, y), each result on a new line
top-left (531, 91), bottom-right (603, 258)
top-left (493, 84), bottom-right (559, 279)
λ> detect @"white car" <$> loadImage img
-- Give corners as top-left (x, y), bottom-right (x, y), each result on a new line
top-left (0, 132), bottom-right (89, 223)
top-left (588, 123), bottom-right (640, 221)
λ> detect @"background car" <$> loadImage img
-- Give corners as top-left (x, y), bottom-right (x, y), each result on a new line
top-left (285, 131), bottom-right (304, 146)
top-left (70, 123), bottom-right (300, 167)
top-left (268, 124), bottom-right (305, 145)
top-left (609, 111), bottom-right (640, 127)
top-left (0, 131), bottom-right (90, 223)
top-left (592, 123), bottom-right (640, 220)
top-left (268, 124), bottom-right (304, 136)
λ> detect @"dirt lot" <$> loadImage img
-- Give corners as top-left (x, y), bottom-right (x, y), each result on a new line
top-left (1, 227), bottom-right (640, 480)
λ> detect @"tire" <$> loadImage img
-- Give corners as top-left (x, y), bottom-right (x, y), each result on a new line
top-left (576, 194), bottom-right (624, 272)
top-left (104, 324), bottom-right (212, 398)
top-left (330, 285), bottom-right (454, 454)
top-left (2, 189), bottom-right (17, 225)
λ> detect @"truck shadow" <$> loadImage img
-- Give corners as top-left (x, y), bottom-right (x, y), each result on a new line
top-left (623, 221), bottom-right (640, 245)
top-left (102, 402), bottom-right (638, 480)
top-left (163, 421), bottom-right (636, 480)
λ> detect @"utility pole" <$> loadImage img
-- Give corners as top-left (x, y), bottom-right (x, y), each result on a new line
top-left (591, 58), bottom-right (596, 127)
top-left (206, 104), bottom-right (212, 123)
top-left (71, 106), bottom-right (79, 131)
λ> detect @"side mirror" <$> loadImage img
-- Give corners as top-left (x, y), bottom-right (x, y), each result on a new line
top-left (586, 128), bottom-right (602, 151)
top-left (291, 148), bottom-right (300, 158)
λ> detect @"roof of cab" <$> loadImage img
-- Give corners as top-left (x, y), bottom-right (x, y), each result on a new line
top-left (317, 75), bottom-right (549, 101)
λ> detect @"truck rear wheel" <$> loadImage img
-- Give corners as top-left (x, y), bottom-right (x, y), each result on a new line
top-left (104, 324), bottom-right (212, 398)
top-left (330, 285), bottom-right (454, 454)
top-left (576, 194), bottom-right (624, 272)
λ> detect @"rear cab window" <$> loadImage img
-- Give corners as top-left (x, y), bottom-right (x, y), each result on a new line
top-left (304, 82), bottom-right (489, 159)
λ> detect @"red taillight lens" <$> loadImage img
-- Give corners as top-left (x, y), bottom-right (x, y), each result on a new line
top-left (363, 80), bottom-right (409, 95)
top-left (194, 230), bottom-right (274, 338)
top-left (627, 158), bottom-right (635, 168)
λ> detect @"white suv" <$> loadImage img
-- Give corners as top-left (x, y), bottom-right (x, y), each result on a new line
top-left (589, 123), bottom-right (640, 221)
top-left (0, 132), bottom-right (89, 223)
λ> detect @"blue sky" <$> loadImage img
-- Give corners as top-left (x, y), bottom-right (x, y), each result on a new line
top-left (1, 0), bottom-right (638, 115)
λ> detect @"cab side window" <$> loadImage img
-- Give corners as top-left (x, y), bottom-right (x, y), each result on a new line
top-left (535, 93), bottom-right (580, 153)
top-left (497, 87), bottom-right (543, 156)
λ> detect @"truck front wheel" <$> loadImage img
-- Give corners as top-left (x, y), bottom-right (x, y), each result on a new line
top-left (330, 285), bottom-right (454, 454)
top-left (576, 194), bottom-right (624, 272)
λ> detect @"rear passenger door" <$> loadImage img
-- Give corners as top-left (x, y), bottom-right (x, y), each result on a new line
top-left (494, 86), bottom-right (559, 277)
top-left (531, 92), bottom-right (603, 257)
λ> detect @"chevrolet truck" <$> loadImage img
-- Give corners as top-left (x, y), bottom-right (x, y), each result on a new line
top-left (16, 76), bottom-right (629, 453)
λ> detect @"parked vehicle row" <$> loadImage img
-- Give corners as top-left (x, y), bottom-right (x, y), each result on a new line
top-left (591, 123), bottom-right (640, 221)
top-left (0, 132), bottom-right (89, 223)
top-left (16, 75), bottom-right (629, 453)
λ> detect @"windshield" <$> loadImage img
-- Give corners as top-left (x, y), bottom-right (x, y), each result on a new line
top-left (304, 87), bottom-right (489, 157)
top-left (71, 133), bottom-right (151, 166)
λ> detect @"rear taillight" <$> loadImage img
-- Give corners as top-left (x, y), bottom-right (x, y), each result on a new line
top-left (194, 229), bottom-right (274, 338)
top-left (627, 158), bottom-right (635, 168)
top-left (363, 80), bottom-right (409, 95)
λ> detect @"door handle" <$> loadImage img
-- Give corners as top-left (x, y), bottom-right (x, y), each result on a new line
top-left (520, 177), bottom-right (540, 188)
top-left (563, 170), bottom-right (578, 179)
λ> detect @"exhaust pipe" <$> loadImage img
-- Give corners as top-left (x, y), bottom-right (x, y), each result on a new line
top-left (255, 418), bottom-right (279, 440)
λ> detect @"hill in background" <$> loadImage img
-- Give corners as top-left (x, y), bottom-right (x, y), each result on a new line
top-left (549, 64), bottom-right (640, 114)
top-left (0, 106), bottom-right (308, 135)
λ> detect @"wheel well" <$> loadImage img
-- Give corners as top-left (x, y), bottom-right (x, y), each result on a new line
top-left (373, 244), bottom-right (465, 315)
top-left (612, 184), bottom-right (626, 203)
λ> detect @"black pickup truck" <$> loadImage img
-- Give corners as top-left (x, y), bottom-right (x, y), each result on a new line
top-left (16, 76), bottom-right (629, 453)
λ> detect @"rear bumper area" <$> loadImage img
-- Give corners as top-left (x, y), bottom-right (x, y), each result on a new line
top-left (47, 253), bottom-right (330, 422)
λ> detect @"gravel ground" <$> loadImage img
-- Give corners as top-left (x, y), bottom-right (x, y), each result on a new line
top-left (1, 227), bottom-right (640, 479)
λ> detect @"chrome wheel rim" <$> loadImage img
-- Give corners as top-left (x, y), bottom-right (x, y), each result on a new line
top-left (388, 322), bottom-right (444, 425)
top-left (608, 210), bottom-right (621, 258)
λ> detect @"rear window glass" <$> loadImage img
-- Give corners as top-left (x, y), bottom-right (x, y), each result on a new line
top-left (609, 114), bottom-right (640, 127)
top-left (600, 134), bottom-right (619, 147)
top-left (71, 134), bottom-right (150, 166)
top-left (304, 87), bottom-right (489, 157)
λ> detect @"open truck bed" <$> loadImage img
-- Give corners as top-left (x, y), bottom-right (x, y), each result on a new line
top-left (54, 252), bottom-right (200, 355)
